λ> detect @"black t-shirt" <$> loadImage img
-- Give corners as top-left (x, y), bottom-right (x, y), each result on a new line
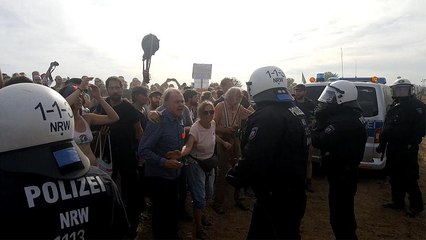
top-left (0, 167), bottom-right (129, 239)
top-left (96, 99), bottom-right (139, 153)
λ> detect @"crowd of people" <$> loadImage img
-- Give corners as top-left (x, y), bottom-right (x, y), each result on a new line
top-left (0, 67), bottom-right (424, 240)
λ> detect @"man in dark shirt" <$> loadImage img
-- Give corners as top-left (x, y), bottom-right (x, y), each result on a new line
top-left (293, 84), bottom-right (317, 192)
top-left (139, 88), bottom-right (186, 239)
top-left (96, 76), bottom-right (143, 238)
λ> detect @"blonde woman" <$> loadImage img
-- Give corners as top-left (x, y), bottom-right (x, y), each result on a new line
top-left (62, 77), bottom-right (119, 165)
top-left (180, 101), bottom-right (232, 239)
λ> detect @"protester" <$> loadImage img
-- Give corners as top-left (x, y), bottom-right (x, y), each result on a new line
top-left (148, 91), bottom-right (162, 111)
top-left (3, 75), bottom-right (33, 86)
top-left (138, 88), bottom-right (186, 239)
top-left (213, 87), bottom-right (253, 213)
top-left (62, 77), bottom-right (119, 166)
top-left (95, 76), bottom-right (143, 238)
top-left (200, 91), bottom-right (215, 103)
top-left (184, 89), bottom-right (200, 122)
top-left (180, 100), bottom-right (232, 239)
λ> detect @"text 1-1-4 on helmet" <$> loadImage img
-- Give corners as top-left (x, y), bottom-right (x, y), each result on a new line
top-left (318, 80), bottom-right (358, 104)
top-left (0, 83), bottom-right (90, 179)
top-left (390, 78), bottom-right (413, 98)
top-left (246, 66), bottom-right (294, 103)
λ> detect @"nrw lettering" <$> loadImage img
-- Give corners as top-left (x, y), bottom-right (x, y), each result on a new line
top-left (50, 120), bottom-right (71, 133)
top-left (60, 207), bottom-right (89, 229)
top-left (273, 77), bottom-right (284, 83)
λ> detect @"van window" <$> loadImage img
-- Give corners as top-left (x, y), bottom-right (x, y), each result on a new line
top-left (357, 86), bottom-right (378, 117)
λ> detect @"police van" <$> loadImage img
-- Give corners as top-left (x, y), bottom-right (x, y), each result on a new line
top-left (305, 76), bottom-right (393, 170)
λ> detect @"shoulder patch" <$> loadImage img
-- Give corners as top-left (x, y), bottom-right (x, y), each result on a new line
top-left (324, 125), bottom-right (335, 134)
top-left (249, 127), bottom-right (258, 140)
top-left (416, 107), bottom-right (424, 115)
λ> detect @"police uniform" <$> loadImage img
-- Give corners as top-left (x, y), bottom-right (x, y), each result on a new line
top-left (0, 83), bottom-right (129, 239)
top-left (229, 102), bottom-right (310, 239)
top-left (312, 104), bottom-right (367, 239)
top-left (0, 167), bottom-right (129, 239)
top-left (379, 96), bottom-right (425, 213)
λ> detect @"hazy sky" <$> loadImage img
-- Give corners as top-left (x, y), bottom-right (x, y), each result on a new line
top-left (1, 0), bottom-right (425, 86)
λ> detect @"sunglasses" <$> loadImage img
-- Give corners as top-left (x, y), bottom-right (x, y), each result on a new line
top-left (202, 110), bottom-right (215, 116)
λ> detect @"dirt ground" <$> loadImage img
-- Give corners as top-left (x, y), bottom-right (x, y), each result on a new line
top-left (138, 117), bottom-right (426, 240)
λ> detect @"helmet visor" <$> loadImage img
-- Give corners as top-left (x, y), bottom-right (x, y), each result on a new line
top-left (318, 87), bottom-right (338, 103)
top-left (391, 85), bottom-right (411, 97)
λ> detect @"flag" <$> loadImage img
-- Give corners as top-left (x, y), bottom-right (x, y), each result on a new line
top-left (302, 72), bottom-right (306, 84)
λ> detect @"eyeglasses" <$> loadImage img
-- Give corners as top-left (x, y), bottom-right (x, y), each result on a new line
top-left (202, 110), bottom-right (215, 116)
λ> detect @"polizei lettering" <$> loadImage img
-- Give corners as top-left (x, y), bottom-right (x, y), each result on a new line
top-left (24, 176), bottom-right (107, 208)
top-left (50, 120), bottom-right (71, 133)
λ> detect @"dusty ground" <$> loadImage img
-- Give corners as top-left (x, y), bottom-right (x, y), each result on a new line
top-left (138, 103), bottom-right (426, 240)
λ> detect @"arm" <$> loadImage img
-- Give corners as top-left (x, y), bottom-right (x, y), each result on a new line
top-left (134, 122), bottom-right (143, 142)
top-left (138, 122), bottom-right (166, 166)
top-left (311, 122), bottom-right (342, 151)
top-left (181, 135), bottom-right (196, 156)
top-left (169, 78), bottom-right (181, 89)
top-left (216, 135), bottom-right (232, 150)
top-left (65, 78), bottom-right (90, 106)
top-left (85, 85), bottom-right (120, 125)
top-left (148, 110), bottom-right (162, 123)
top-left (160, 79), bottom-right (169, 89)
top-left (240, 105), bottom-right (254, 120)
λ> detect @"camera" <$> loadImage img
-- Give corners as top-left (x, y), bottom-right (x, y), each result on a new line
top-left (50, 61), bottom-right (59, 67)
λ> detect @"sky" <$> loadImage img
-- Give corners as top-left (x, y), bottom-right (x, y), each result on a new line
top-left (1, 0), bottom-right (425, 87)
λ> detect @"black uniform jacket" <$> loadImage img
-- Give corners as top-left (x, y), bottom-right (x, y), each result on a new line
top-left (233, 102), bottom-right (310, 196)
top-left (0, 167), bottom-right (129, 239)
top-left (381, 96), bottom-right (426, 147)
top-left (312, 106), bottom-right (367, 171)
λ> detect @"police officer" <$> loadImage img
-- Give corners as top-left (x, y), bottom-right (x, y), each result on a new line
top-left (227, 66), bottom-right (310, 239)
top-left (311, 80), bottom-right (367, 240)
top-left (377, 79), bottom-right (425, 217)
top-left (0, 83), bottom-right (129, 239)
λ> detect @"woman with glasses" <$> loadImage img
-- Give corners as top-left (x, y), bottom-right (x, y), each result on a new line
top-left (180, 101), bottom-right (232, 239)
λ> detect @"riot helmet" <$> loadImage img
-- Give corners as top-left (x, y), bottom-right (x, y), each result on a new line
top-left (246, 66), bottom-right (293, 103)
top-left (0, 83), bottom-right (90, 179)
top-left (318, 80), bottom-right (358, 105)
top-left (390, 78), bottom-right (413, 98)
